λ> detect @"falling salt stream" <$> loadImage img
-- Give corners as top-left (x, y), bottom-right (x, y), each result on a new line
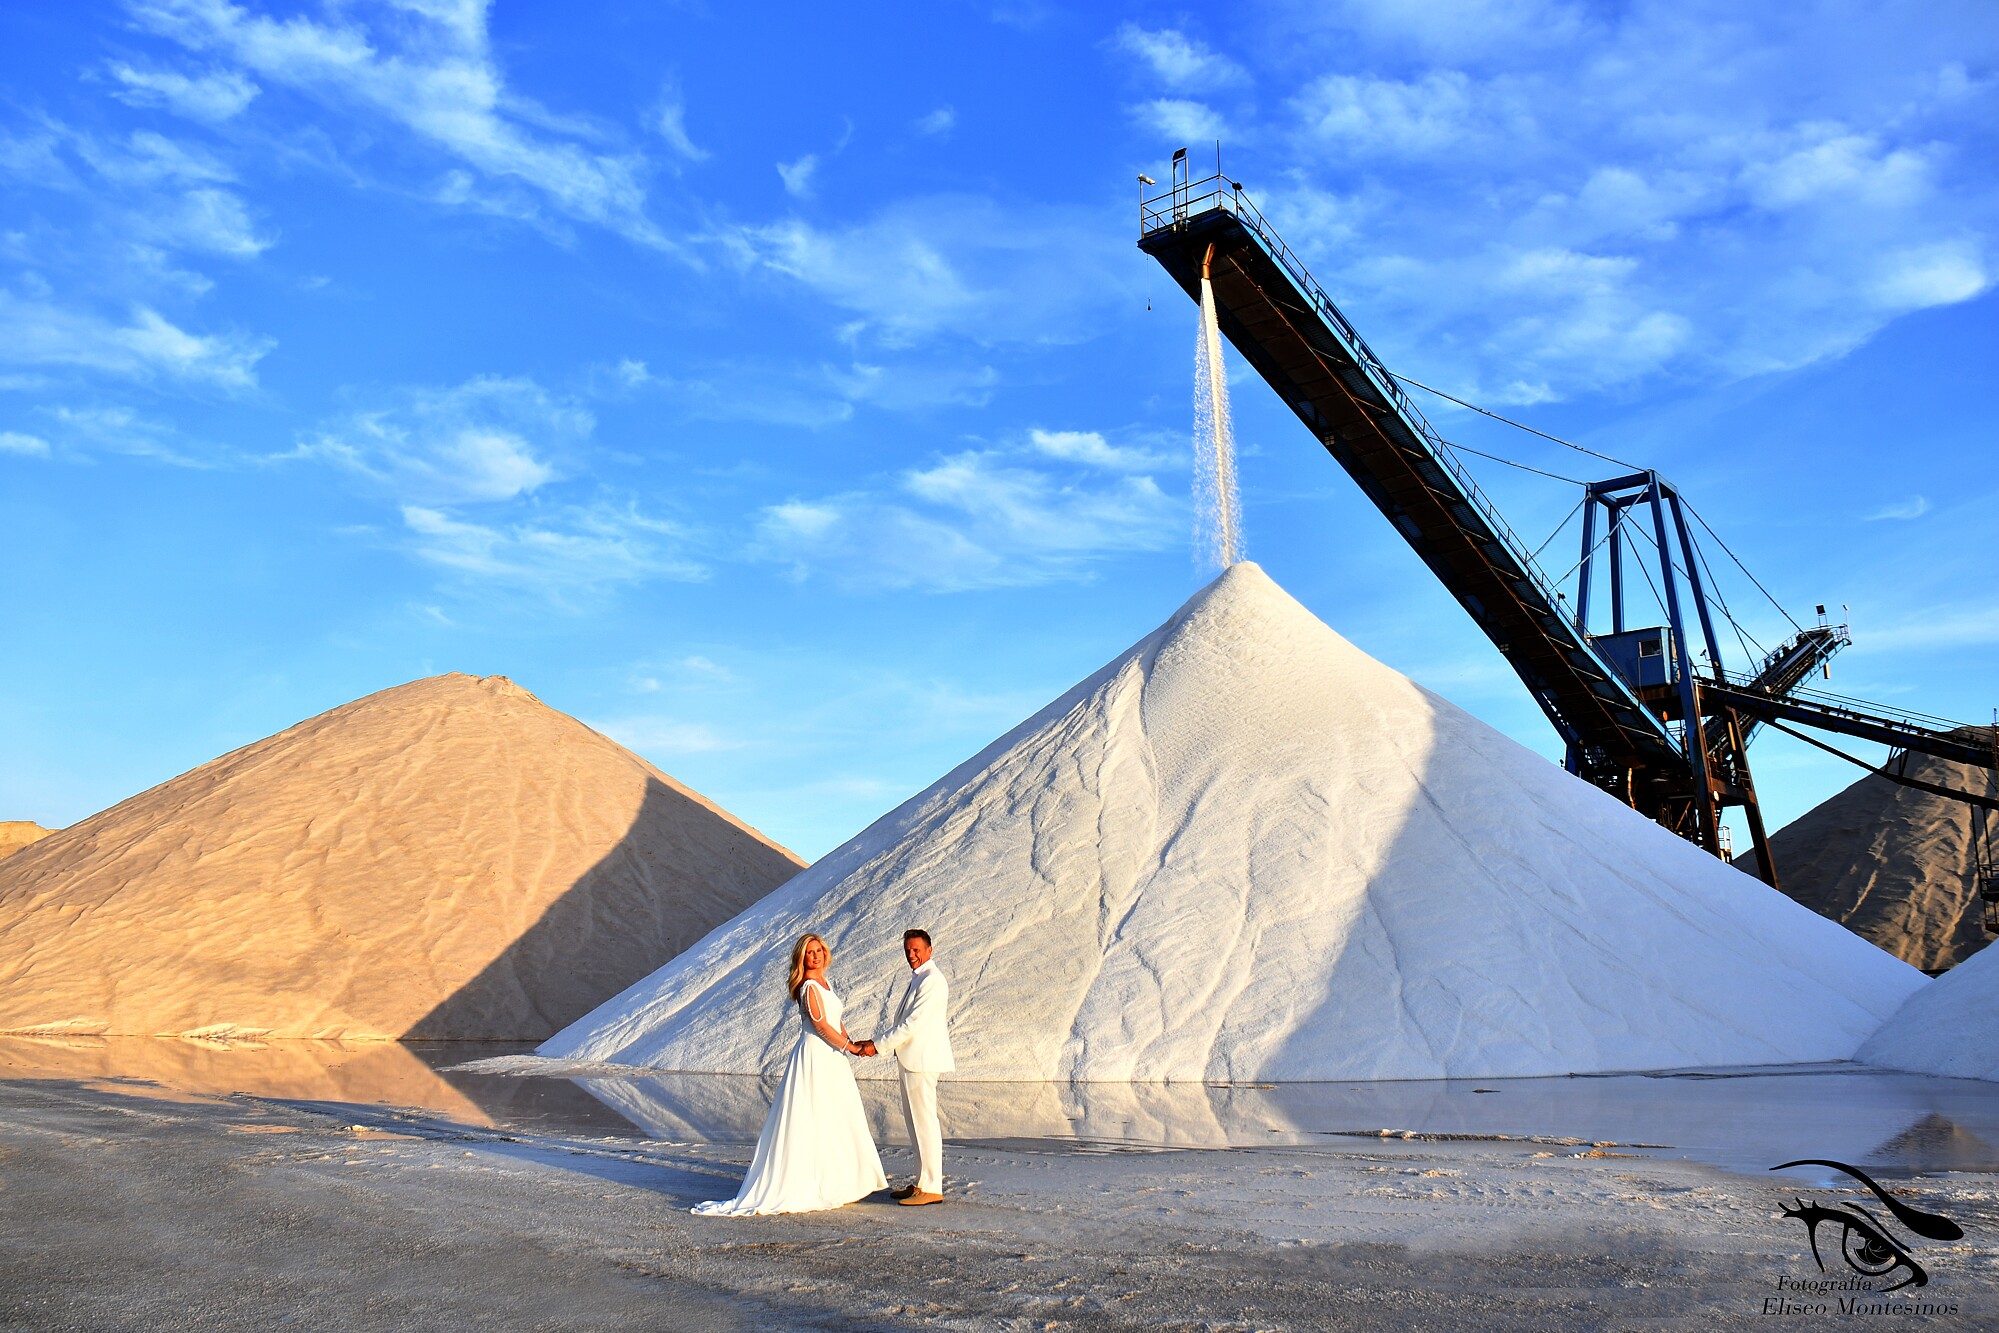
top-left (1193, 275), bottom-right (1244, 572)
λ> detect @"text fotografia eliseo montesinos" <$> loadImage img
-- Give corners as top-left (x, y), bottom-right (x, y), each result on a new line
top-left (1762, 1275), bottom-right (1960, 1317)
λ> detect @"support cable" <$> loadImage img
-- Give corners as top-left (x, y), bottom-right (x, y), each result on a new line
top-left (1385, 369), bottom-right (1809, 663)
top-left (1621, 521), bottom-right (1675, 626)
top-left (1386, 371), bottom-right (1643, 472)
top-left (1686, 527), bottom-right (1770, 664)
top-left (1679, 497), bottom-right (1804, 634)
top-left (1550, 513), bottom-right (1621, 589)
top-left (1756, 717), bottom-right (1999, 812)
top-left (1435, 439), bottom-right (1589, 486)
top-left (1528, 495), bottom-right (1586, 564)
top-left (1385, 368), bottom-right (1807, 642)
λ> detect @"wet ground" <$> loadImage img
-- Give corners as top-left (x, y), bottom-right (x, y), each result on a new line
top-left (2, 1037), bottom-right (1995, 1329)
top-left (8, 1034), bottom-right (1998, 1178)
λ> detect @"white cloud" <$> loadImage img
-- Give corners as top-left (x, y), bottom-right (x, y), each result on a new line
top-left (154, 187), bottom-right (272, 257)
top-left (1028, 428), bottom-right (1172, 471)
top-left (106, 61), bottom-right (260, 121)
top-left (399, 500), bottom-right (704, 594)
top-left (590, 716), bottom-right (741, 754)
top-left (296, 376), bottom-right (585, 504)
top-left (1113, 25), bottom-right (1246, 90)
top-left (591, 350), bottom-right (1000, 426)
top-left (776, 154), bottom-right (818, 199)
top-left (1133, 98), bottom-right (1228, 145)
top-left (128, 0), bottom-right (673, 251)
top-left (1867, 242), bottom-right (1987, 310)
top-left (652, 85), bottom-right (708, 162)
top-left (0, 431), bottom-right (50, 456)
top-left (1319, 0), bottom-right (1593, 60)
top-left (821, 359), bottom-right (999, 412)
top-left (0, 123), bottom-right (273, 357)
top-left (1742, 133), bottom-right (1932, 212)
top-left (752, 450), bottom-right (1181, 591)
top-left (1244, 1), bottom-right (1999, 397)
top-left (0, 294), bottom-right (270, 389)
top-left (1863, 496), bottom-right (1930, 522)
top-left (729, 195), bottom-right (1131, 347)
top-left (75, 129), bottom-right (233, 186)
top-left (913, 106), bottom-right (956, 137)
top-left (1294, 70), bottom-right (1479, 155)
top-left (39, 404), bottom-right (203, 464)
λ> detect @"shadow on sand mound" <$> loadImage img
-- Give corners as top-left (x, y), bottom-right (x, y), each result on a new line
top-left (409, 777), bottom-right (801, 1041)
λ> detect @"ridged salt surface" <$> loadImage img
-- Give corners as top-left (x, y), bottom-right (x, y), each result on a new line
top-left (1859, 942), bottom-right (1999, 1081)
top-left (544, 563), bottom-right (1925, 1081)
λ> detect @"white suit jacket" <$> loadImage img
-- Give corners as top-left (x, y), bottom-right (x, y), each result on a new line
top-left (877, 959), bottom-right (954, 1074)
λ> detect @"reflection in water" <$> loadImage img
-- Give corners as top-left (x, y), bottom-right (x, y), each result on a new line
top-left (0, 1034), bottom-right (503, 1126)
top-left (573, 1075), bottom-right (1248, 1148)
top-left (572, 1067), bottom-right (1999, 1176)
top-left (6, 1037), bottom-right (1997, 1180)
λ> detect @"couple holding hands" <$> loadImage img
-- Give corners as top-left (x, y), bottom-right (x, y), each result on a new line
top-left (693, 929), bottom-right (953, 1216)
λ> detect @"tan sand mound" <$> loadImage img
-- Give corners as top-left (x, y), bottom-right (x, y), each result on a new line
top-left (0, 674), bottom-right (803, 1040)
top-left (1740, 731), bottom-right (1998, 972)
top-left (0, 822), bottom-right (55, 860)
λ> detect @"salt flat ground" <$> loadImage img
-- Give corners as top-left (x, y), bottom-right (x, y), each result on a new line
top-left (3, 1058), bottom-right (1996, 1331)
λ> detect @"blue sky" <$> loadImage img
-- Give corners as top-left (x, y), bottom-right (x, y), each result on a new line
top-left (2, 0), bottom-right (1993, 860)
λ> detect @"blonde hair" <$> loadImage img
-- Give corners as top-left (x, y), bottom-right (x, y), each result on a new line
top-left (787, 933), bottom-right (829, 1001)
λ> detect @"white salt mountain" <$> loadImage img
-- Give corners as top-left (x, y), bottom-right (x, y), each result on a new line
top-left (1858, 942), bottom-right (1999, 1081)
top-left (545, 565), bottom-right (1923, 1081)
top-left (0, 674), bottom-right (803, 1040)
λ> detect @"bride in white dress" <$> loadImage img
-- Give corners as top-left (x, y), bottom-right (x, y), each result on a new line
top-left (693, 933), bottom-right (888, 1215)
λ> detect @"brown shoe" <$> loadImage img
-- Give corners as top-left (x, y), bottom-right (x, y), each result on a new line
top-left (897, 1190), bottom-right (944, 1206)
top-left (888, 1185), bottom-right (917, 1200)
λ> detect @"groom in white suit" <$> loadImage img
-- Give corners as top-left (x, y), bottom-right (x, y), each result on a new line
top-left (860, 928), bottom-right (953, 1205)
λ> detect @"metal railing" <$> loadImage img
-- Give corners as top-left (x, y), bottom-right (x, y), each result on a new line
top-left (1141, 171), bottom-right (1587, 663)
top-left (1713, 666), bottom-right (1990, 741)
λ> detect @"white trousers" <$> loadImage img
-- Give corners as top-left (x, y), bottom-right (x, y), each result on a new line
top-left (898, 1069), bottom-right (943, 1194)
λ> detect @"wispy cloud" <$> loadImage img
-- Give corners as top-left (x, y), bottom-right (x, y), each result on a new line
top-left (291, 376), bottom-right (586, 505)
top-left (0, 293), bottom-right (270, 389)
top-left (913, 106), bottom-right (955, 137)
top-left (1133, 98), bottom-right (1228, 144)
top-left (1, 123), bottom-right (273, 268)
top-left (1864, 496), bottom-right (1931, 522)
top-left (1028, 427), bottom-right (1173, 471)
top-left (776, 153), bottom-right (818, 200)
top-left (1200, 2), bottom-right (1999, 400)
top-left (105, 60), bottom-right (259, 122)
top-left (0, 431), bottom-right (50, 456)
top-left (752, 449), bottom-right (1181, 591)
top-left (129, 0), bottom-right (674, 252)
top-left (726, 195), bottom-right (1131, 347)
top-left (399, 499), bottom-right (704, 595)
top-left (37, 404), bottom-right (207, 465)
top-left (1113, 25), bottom-right (1247, 90)
top-left (1294, 70), bottom-right (1479, 156)
top-left (591, 352), bottom-right (1001, 426)
top-left (651, 81), bottom-right (708, 162)
top-left (588, 715), bottom-right (742, 755)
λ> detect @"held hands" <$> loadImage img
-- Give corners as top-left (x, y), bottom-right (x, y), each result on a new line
top-left (848, 1039), bottom-right (878, 1057)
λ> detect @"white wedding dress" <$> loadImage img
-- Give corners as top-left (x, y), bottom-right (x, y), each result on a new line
top-left (692, 978), bottom-right (888, 1215)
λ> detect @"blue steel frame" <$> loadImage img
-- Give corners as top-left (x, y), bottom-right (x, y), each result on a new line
top-left (1575, 471), bottom-right (1735, 852)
